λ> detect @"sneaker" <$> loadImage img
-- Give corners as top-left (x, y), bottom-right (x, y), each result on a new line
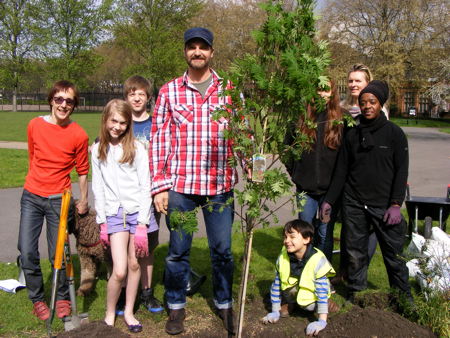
top-left (165, 308), bottom-right (185, 335)
top-left (217, 308), bottom-right (235, 335)
top-left (33, 301), bottom-right (50, 321)
top-left (141, 288), bottom-right (164, 313)
top-left (116, 287), bottom-right (126, 316)
top-left (55, 300), bottom-right (71, 319)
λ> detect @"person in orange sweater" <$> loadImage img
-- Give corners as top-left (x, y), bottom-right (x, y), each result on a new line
top-left (17, 80), bottom-right (89, 321)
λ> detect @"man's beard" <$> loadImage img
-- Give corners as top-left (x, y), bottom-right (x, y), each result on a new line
top-left (188, 57), bottom-right (209, 70)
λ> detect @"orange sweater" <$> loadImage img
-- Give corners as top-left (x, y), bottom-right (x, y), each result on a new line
top-left (24, 116), bottom-right (89, 197)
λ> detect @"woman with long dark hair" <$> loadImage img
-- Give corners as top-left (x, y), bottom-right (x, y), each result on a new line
top-left (285, 79), bottom-right (344, 262)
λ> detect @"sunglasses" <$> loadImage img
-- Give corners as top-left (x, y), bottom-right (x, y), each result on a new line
top-left (53, 96), bottom-right (75, 106)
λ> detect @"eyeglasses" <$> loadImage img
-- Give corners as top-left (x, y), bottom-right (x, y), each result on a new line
top-left (53, 96), bottom-right (75, 106)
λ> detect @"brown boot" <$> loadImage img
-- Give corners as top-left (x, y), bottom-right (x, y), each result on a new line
top-left (328, 299), bottom-right (340, 313)
top-left (165, 308), bottom-right (185, 335)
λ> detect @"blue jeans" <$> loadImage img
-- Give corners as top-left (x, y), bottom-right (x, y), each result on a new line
top-left (17, 189), bottom-right (73, 303)
top-left (165, 190), bottom-right (234, 310)
top-left (298, 192), bottom-right (335, 262)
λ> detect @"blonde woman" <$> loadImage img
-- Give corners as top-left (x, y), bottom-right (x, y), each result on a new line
top-left (342, 63), bottom-right (389, 119)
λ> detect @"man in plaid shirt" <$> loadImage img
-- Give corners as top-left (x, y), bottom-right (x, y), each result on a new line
top-left (150, 27), bottom-right (236, 335)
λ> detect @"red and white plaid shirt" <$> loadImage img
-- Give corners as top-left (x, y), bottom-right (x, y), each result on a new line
top-left (149, 70), bottom-right (237, 196)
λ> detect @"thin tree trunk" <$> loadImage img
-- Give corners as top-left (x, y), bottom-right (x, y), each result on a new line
top-left (13, 87), bottom-right (17, 113)
top-left (237, 227), bottom-right (254, 338)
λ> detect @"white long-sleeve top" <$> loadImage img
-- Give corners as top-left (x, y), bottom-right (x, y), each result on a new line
top-left (91, 140), bottom-right (152, 225)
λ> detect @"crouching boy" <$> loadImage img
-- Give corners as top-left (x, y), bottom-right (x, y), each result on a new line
top-left (262, 219), bottom-right (338, 336)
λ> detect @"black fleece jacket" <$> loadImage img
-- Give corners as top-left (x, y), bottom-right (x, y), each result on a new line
top-left (325, 114), bottom-right (408, 208)
top-left (284, 110), bottom-right (341, 196)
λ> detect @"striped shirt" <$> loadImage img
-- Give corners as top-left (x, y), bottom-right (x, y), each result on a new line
top-left (150, 70), bottom-right (237, 196)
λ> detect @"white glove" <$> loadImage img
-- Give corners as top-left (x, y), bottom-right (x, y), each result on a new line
top-left (262, 311), bottom-right (280, 324)
top-left (306, 319), bottom-right (327, 335)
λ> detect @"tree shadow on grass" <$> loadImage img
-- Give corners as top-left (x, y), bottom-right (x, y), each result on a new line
top-left (252, 228), bottom-right (283, 264)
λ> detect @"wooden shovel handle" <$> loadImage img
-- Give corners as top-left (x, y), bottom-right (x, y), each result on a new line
top-left (54, 189), bottom-right (71, 270)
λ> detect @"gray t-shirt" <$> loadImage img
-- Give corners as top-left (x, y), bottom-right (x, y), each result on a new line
top-left (191, 74), bottom-right (213, 98)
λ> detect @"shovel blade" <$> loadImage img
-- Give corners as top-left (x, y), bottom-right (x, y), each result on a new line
top-left (63, 313), bottom-right (89, 331)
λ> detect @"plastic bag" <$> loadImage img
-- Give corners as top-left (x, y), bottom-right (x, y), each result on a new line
top-left (408, 227), bottom-right (450, 294)
top-left (406, 232), bottom-right (425, 256)
top-left (431, 227), bottom-right (450, 246)
top-left (406, 259), bottom-right (420, 278)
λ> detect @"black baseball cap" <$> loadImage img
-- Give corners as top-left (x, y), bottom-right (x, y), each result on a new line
top-left (184, 27), bottom-right (214, 46)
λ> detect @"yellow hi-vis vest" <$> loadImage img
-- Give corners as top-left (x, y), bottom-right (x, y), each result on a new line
top-left (277, 246), bottom-right (335, 306)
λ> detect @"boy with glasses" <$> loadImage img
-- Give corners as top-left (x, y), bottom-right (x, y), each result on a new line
top-left (18, 80), bottom-right (89, 321)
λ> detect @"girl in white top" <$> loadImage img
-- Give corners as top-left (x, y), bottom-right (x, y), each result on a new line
top-left (91, 99), bottom-right (151, 332)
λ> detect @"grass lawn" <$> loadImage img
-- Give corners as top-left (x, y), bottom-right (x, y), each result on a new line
top-left (390, 116), bottom-right (450, 128)
top-left (0, 149), bottom-right (90, 189)
top-left (0, 111), bottom-right (101, 143)
top-left (1, 112), bottom-right (448, 144)
top-left (0, 149), bottom-right (29, 188)
top-left (2, 222), bottom-right (447, 337)
top-left (0, 224), bottom-right (394, 337)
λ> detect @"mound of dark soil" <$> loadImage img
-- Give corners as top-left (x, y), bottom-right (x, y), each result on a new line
top-left (321, 306), bottom-right (435, 338)
top-left (191, 299), bottom-right (436, 338)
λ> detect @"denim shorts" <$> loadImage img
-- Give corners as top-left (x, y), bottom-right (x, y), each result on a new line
top-left (107, 207), bottom-right (139, 234)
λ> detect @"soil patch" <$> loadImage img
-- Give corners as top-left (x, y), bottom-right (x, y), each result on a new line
top-left (321, 306), bottom-right (435, 338)
top-left (55, 294), bottom-right (437, 337)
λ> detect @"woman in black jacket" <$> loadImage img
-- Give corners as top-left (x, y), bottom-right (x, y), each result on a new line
top-left (285, 80), bottom-right (344, 262)
top-left (321, 81), bottom-right (411, 302)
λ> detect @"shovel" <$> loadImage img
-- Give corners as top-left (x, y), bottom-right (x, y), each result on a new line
top-left (46, 190), bottom-right (89, 335)
top-left (61, 211), bottom-right (89, 331)
top-left (47, 189), bottom-right (71, 337)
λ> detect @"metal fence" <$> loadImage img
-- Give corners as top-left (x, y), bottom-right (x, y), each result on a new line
top-left (0, 91), bottom-right (124, 112)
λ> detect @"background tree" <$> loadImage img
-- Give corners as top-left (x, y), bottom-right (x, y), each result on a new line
top-left (85, 41), bottom-right (134, 92)
top-left (190, 0), bottom-right (266, 71)
top-left (0, 0), bottom-right (41, 111)
top-left (112, 0), bottom-right (203, 88)
top-left (318, 0), bottom-right (450, 93)
top-left (37, 0), bottom-right (113, 89)
top-left (426, 57), bottom-right (450, 115)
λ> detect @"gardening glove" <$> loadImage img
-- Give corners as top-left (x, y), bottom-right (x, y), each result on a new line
top-left (306, 319), bottom-right (327, 336)
top-left (261, 311), bottom-right (280, 324)
top-left (134, 224), bottom-right (149, 258)
top-left (100, 223), bottom-right (109, 248)
top-left (383, 205), bottom-right (402, 225)
top-left (320, 202), bottom-right (332, 223)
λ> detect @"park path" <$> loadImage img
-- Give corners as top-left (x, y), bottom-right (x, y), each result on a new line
top-left (0, 141), bottom-right (27, 150)
top-left (0, 127), bottom-right (449, 262)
